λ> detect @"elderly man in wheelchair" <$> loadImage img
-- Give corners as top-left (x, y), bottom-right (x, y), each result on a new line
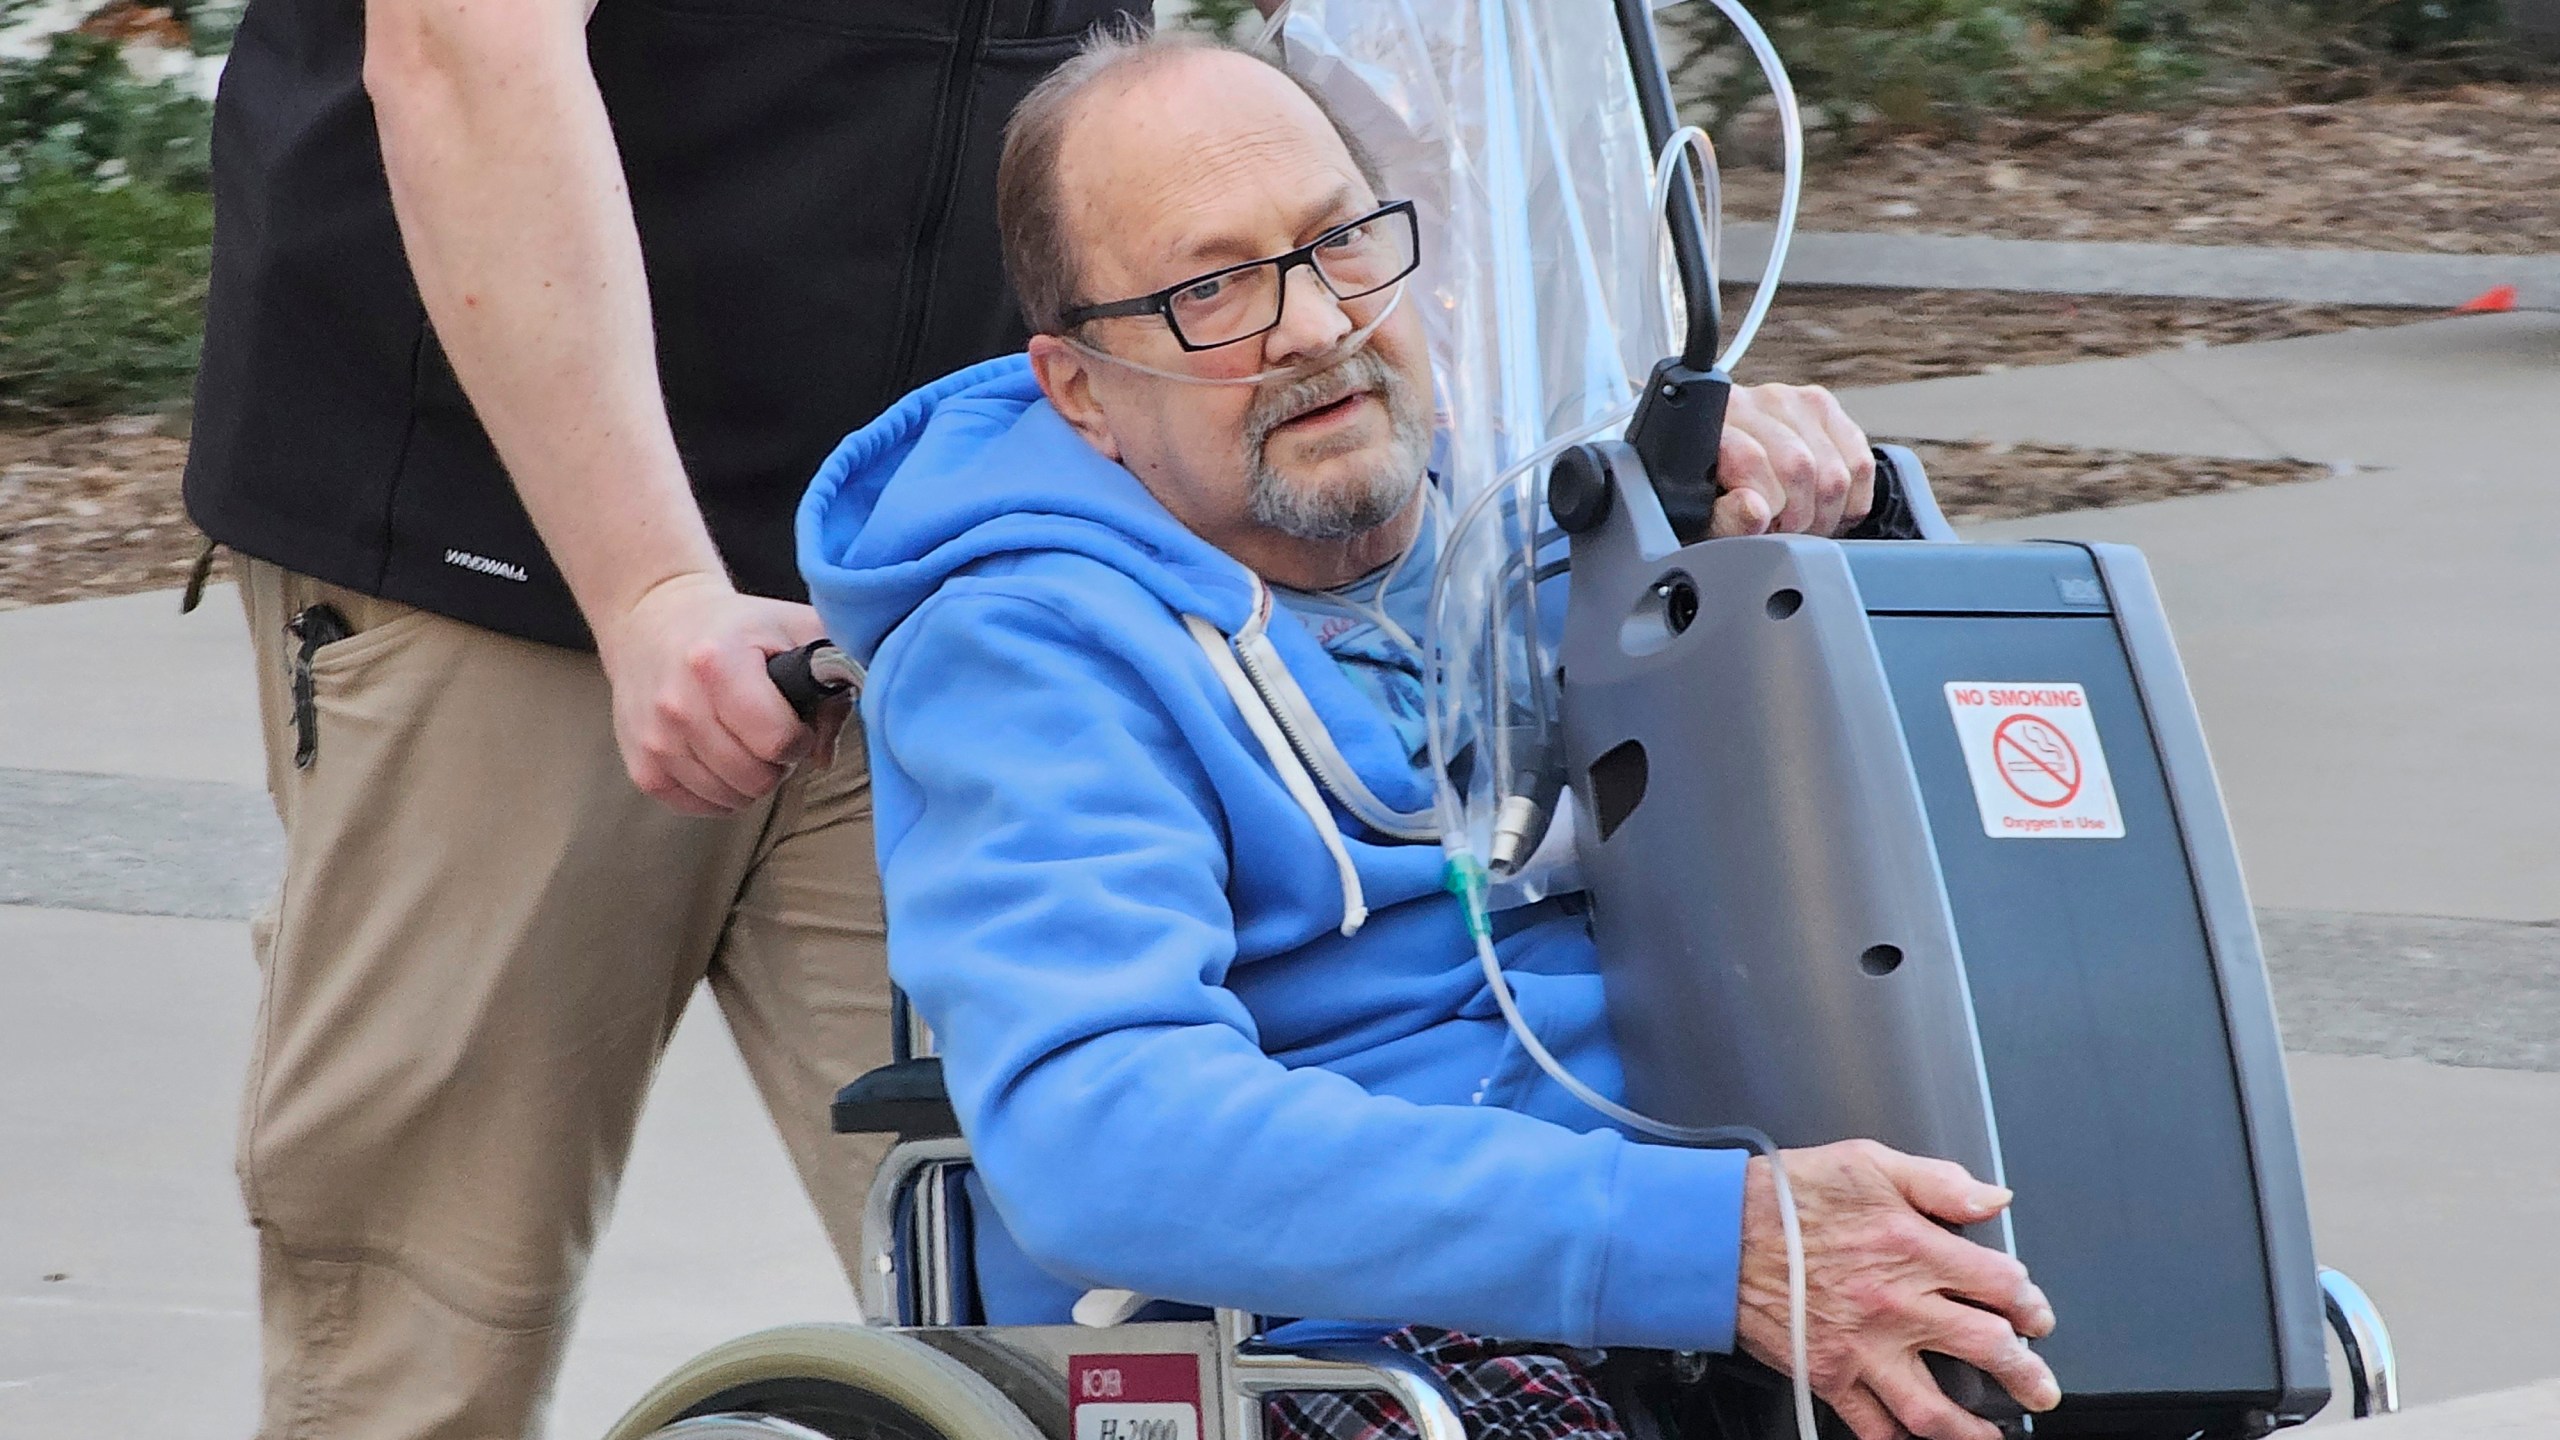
top-left (654, 28), bottom-right (2063, 1440)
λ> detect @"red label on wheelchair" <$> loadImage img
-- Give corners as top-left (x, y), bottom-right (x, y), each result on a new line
top-left (1070, 1353), bottom-right (1204, 1440)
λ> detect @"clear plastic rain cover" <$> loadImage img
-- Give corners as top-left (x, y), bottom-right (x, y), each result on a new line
top-left (1266, 0), bottom-right (1685, 889)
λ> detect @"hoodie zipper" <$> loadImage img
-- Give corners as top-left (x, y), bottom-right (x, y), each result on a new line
top-left (1231, 619), bottom-right (1329, 802)
top-left (1225, 588), bottom-right (1441, 843)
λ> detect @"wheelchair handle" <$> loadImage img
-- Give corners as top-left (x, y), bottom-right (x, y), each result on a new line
top-left (768, 640), bottom-right (864, 722)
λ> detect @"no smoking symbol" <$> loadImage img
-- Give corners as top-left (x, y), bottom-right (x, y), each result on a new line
top-left (1991, 713), bottom-right (2083, 809)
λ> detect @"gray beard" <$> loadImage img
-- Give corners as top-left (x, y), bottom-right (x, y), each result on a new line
top-left (1241, 347), bottom-right (1432, 542)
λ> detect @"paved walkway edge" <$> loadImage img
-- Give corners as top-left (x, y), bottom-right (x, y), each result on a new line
top-left (2342, 1377), bottom-right (2560, 1437)
top-left (1723, 224), bottom-right (2560, 309)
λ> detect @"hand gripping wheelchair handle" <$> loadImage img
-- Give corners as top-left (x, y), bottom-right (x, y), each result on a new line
top-left (767, 639), bottom-right (864, 722)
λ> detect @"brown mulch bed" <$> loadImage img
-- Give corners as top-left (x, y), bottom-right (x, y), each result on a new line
top-left (1899, 440), bottom-right (2337, 522)
top-left (0, 417), bottom-right (216, 610)
top-left (1729, 285), bottom-right (2423, 390)
top-left (0, 286), bottom-right (2399, 607)
top-left (1721, 83), bottom-right (2560, 256)
top-left (1723, 288), bottom-right (2364, 516)
top-left (0, 410), bottom-right (2338, 610)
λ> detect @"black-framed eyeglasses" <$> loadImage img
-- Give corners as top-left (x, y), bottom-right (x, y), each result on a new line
top-left (1058, 200), bottom-right (1420, 353)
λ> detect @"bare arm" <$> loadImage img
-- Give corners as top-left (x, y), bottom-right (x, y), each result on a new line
top-left (365, 0), bottom-right (819, 813)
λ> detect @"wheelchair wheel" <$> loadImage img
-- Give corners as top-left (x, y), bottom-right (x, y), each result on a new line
top-left (646, 1421), bottom-right (834, 1439)
top-left (603, 1324), bottom-right (1051, 1440)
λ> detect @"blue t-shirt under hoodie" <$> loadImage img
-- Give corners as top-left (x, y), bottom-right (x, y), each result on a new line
top-left (798, 356), bottom-right (1747, 1351)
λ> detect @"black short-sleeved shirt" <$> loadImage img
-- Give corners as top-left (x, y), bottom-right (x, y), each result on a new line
top-left (185, 0), bottom-right (1144, 650)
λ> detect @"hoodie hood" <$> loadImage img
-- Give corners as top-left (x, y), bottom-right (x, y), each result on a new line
top-left (798, 352), bottom-right (1449, 844)
top-left (798, 355), bottom-right (1261, 667)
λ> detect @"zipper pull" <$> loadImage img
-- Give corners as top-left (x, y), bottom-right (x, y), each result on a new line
top-left (285, 604), bottom-right (352, 770)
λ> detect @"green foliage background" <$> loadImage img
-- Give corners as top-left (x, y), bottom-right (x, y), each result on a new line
top-left (1665, 0), bottom-right (2530, 141)
top-left (0, 0), bottom-right (2532, 418)
top-left (1177, 0), bottom-right (1264, 41)
top-left (0, 17), bottom-right (217, 418)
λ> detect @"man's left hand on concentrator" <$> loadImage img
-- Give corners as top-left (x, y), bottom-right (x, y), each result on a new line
top-left (1713, 383), bottom-right (1876, 539)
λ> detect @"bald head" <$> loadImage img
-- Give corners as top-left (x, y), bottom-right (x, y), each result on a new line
top-left (996, 28), bottom-right (1382, 336)
top-left (1002, 26), bottom-right (1434, 594)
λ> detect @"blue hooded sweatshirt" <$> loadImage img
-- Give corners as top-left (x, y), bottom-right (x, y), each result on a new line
top-left (799, 355), bottom-right (1747, 1351)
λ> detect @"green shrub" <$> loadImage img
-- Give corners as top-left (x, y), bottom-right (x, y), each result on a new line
top-left (1665, 0), bottom-right (2527, 141)
top-left (1178, 0), bottom-right (1264, 41)
top-left (0, 30), bottom-right (216, 419)
top-left (168, 0), bottom-right (248, 55)
top-left (1, 31), bottom-right (214, 191)
top-left (2204, 0), bottom-right (2531, 96)
top-left (1675, 0), bottom-right (2206, 137)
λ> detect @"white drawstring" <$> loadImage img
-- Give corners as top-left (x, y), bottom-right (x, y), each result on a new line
top-left (1184, 613), bottom-right (1371, 937)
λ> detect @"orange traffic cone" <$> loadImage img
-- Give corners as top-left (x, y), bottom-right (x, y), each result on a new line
top-left (2454, 284), bottom-right (2518, 314)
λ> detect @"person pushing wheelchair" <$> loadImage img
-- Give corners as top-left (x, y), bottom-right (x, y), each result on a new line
top-left (802, 30), bottom-right (2058, 1440)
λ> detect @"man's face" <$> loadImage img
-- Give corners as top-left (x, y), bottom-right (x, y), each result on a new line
top-left (1029, 51), bottom-right (1436, 571)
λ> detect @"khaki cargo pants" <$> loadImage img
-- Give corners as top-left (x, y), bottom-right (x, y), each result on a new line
top-left (235, 558), bottom-right (892, 1439)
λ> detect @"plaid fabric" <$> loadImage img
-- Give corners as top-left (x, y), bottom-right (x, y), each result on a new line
top-left (1262, 1327), bottom-right (1627, 1440)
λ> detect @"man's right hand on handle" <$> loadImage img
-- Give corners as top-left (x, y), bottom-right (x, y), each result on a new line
top-left (1737, 1139), bottom-right (2060, 1440)
top-left (596, 573), bottom-right (828, 815)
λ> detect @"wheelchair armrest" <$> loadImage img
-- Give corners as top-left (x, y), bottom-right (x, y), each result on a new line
top-left (832, 1056), bottom-right (959, 1139)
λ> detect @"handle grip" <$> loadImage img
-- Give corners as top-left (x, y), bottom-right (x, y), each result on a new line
top-left (1925, 1352), bottom-right (2029, 1428)
top-left (766, 640), bottom-right (862, 722)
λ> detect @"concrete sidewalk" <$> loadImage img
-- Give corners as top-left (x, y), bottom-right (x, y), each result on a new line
top-left (6, 589), bottom-right (2551, 1065)
top-left (0, 584), bottom-right (262, 788)
top-left (0, 904), bottom-right (864, 1440)
top-left (1725, 223), bottom-right (2560, 309)
top-left (2345, 1378), bottom-right (2560, 1438)
top-left (1846, 313), bottom-right (2560, 923)
top-left (7, 896), bottom-right (2550, 1437)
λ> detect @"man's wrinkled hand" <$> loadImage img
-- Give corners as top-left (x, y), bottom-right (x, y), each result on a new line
top-left (595, 571), bottom-right (827, 816)
top-left (1712, 383), bottom-right (1877, 539)
top-left (1737, 1139), bottom-right (2060, 1440)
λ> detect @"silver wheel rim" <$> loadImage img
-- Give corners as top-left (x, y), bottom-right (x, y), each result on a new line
top-left (647, 1417), bottom-right (836, 1440)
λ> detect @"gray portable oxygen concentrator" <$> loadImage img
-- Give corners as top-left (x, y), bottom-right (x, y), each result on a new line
top-left (1553, 440), bottom-right (2330, 1438)
top-left (1549, 5), bottom-right (2350, 1435)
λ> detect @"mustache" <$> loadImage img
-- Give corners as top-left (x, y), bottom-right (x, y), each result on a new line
top-left (1242, 347), bottom-right (1396, 451)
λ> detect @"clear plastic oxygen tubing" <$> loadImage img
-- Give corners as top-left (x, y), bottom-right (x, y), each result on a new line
top-left (1647, 123), bottom-right (1720, 336)
top-left (1058, 281), bottom-right (1408, 386)
top-left (1423, 446), bottom-right (1830, 1440)
top-left (1669, 0), bottom-right (1806, 376)
top-left (1423, 432), bottom-right (1819, 1440)
top-left (1424, 0), bottom-right (1813, 835)
top-left (1447, 856), bottom-right (1816, 1440)
top-left (1356, 479), bottom-right (1453, 655)
top-left (1421, 403), bottom-right (1635, 847)
top-left (1420, 2), bottom-right (1819, 1427)
top-left (1061, 276), bottom-right (1437, 650)
top-left (1648, 123), bottom-right (1721, 344)
top-left (1345, 477), bottom-right (1451, 658)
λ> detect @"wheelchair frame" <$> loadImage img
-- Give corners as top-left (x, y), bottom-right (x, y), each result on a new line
top-left (835, 998), bottom-right (1469, 1440)
top-left (804, 1010), bottom-right (2398, 1440)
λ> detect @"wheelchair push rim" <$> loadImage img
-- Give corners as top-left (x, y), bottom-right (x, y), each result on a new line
top-left (605, 1323), bottom-right (1050, 1440)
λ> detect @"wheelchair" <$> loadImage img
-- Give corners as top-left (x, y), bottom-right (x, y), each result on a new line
top-left (600, 997), bottom-right (2403, 1440)
top-left (601, 997), bottom-right (1472, 1440)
